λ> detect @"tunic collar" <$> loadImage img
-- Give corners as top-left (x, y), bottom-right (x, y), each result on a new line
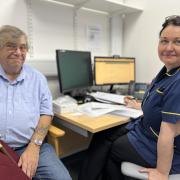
top-left (155, 66), bottom-right (180, 82)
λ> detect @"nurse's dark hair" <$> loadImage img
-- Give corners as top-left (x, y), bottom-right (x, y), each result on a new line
top-left (0, 25), bottom-right (28, 48)
top-left (159, 15), bottom-right (180, 36)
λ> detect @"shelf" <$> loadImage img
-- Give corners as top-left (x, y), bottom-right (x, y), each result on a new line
top-left (42, 0), bottom-right (143, 15)
top-left (27, 59), bottom-right (57, 76)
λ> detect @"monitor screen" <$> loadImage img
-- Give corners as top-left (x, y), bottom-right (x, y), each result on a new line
top-left (94, 57), bottom-right (135, 85)
top-left (56, 49), bottom-right (93, 94)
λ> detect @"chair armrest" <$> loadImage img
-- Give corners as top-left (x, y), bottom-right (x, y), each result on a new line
top-left (121, 162), bottom-right (147, 180)
top-left (48, 125), bottom-right (65, 138)
top-left (121, 162), bottom-right (180, 180)
top-left (48, 125), bottom-right (65, 156)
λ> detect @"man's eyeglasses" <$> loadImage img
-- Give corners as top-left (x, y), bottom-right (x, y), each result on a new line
top-left (4, 42), bottom-right (28, 52)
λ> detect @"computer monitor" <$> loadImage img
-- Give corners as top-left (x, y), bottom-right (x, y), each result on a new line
top-left (56, 49), bottom-right (93, 94)
top-left (94, 56), bottom-right (135, 86)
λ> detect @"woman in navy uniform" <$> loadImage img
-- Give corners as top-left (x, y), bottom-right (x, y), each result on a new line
top-left (78, 15), bottom-right (180, 180)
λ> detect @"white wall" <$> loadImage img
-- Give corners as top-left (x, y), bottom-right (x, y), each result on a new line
top-left (31, 0), bottom-right (74, 59)
top-left (0, 0), bottom-right (27, 32)
top-left (28, 0), bottom-right (110, 60)
top-left (0, 0), bottom-right (110, 98)
top-left (123, 0), bottom-right (180, 83)
top-left (1, 0), bottom-right (180, 97)
top-left (111, 14), bottom-right (123, 56)
top-left (0, 0), bottom-right (109, 59)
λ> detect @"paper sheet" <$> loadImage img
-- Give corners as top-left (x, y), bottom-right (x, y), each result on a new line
top-left (78, 102), bottom-right (143, 118)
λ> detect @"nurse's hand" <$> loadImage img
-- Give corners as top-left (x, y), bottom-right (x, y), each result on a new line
top-left (139, 168), bottom-right (168, 180)
top-left (124, 96), bottom-right (141, 110)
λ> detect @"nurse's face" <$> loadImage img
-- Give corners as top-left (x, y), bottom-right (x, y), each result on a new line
top-left (158, 25), bottom-right (180, 70)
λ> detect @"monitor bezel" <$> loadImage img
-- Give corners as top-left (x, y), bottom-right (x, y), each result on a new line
top-left (56, 49), bottom-right (93, 94)
top-left (94, 56), bottom-right (136, 86)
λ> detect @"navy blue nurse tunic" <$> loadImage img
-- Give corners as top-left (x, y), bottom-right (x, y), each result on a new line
top-left (127, 66), bottom-right (180, 174)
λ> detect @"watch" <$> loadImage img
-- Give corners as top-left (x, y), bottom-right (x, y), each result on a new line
top-left (31, 139), bottom-right (43, 146)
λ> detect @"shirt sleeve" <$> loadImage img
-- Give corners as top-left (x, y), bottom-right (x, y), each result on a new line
top-left (162, 79), bottom-right (180, 123)
top-left (39, 75), bottom-right (53, 116)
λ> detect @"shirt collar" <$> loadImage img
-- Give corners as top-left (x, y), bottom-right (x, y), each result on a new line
top-left (16, 66), bottom-right (25, 82)
top-left (0, 64), bottom-right (25, 83)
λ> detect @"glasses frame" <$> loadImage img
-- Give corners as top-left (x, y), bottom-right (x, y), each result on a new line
top-left (4, 42), bottom-right (28, 53)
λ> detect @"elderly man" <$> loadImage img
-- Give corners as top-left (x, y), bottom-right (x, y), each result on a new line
top-left (0, 25), bottom-right (71, 180)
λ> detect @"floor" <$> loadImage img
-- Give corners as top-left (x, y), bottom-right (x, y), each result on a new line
top-left (61, 150), bottom-right (135, 180)
top-left (62, 150), bottom-right (86, 180)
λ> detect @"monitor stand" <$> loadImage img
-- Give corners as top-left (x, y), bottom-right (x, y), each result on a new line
top-left (109, 85), bottom-right (115, 93)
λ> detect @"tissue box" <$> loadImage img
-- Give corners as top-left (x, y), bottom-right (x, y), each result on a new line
top-left (53, 99), bottom-right (78, 114)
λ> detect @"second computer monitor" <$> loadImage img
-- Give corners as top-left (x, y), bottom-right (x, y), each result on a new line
top-left (56, 49), bottom-right (93, 94)
top-left (94, 56), bottom-right (135, 85)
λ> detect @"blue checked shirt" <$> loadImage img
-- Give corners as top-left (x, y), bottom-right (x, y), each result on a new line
top-left (0, 64), bottom-right (53, 148)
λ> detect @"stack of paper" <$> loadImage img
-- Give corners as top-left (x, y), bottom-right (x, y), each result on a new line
top-left (90, 91), bottom-right (126, 105)
top-left (110, 107), bottom-right (143, 119)
top-left (78, 102), bottom-right (115, 117)
top-left (78, 102), bottom-right (143, 118)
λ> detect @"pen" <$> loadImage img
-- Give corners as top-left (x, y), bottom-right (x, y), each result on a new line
top-left (126, 96), bottom-right (136, 100)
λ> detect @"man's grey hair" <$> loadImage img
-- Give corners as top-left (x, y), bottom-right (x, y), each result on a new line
top-left (0, 25), bottom-right (28, 49)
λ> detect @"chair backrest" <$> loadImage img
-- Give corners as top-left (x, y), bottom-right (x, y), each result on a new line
top-left (121, 162), bottom-right (180, 180)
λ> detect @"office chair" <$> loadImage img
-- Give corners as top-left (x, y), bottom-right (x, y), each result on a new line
top-left (48, 125), bottom-right (65, 156)
top-left (121, 162), bottom-right (180, 180)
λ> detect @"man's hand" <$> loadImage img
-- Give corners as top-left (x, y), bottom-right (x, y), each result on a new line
top-left (18, 143), bottom-right (40, 179)
top-left (139, 168), bottom-right (168, 180)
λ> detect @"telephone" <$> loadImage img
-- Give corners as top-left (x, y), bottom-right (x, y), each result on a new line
top-left (128, 81), bottom-right (148, 100)
top-left (53, 95), bottom-right (78, 113)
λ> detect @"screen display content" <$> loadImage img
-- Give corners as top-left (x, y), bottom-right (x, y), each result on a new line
top-left (56, 49), bottom-right (93, 94)
top-left (94, 57), bottom-right (135, 85)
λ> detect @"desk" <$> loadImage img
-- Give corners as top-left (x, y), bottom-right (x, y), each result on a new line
top-left (55, 113), bottom-right (130, 133)
top-left (54, 112), bottom-right (130, 157)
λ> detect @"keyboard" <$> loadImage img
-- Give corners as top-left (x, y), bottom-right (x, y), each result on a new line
top-left (90, 91), bottom-right (126, 105)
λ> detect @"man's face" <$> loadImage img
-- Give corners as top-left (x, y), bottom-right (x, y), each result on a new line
top-left (0, 35), bottom-right (28, 75)
top-left (158, 25), bottom-right (180, 70)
